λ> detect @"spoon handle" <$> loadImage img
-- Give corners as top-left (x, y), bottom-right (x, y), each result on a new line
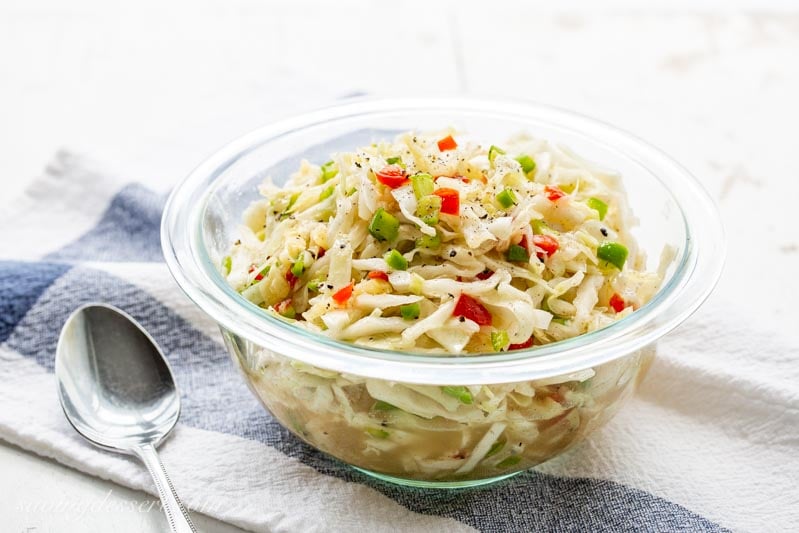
top-left (133, 443), bottom-right (198, 533)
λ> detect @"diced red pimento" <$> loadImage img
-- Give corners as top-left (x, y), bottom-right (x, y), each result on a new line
top-left (434, 188), bottom-right (460, 215)
top-left (317, 247), bottom-right (326, 259)
top-left (437, 135), bottom-right (457, 152)
top-left (453, 294), bottom-right (492, 326)
top-left (375, 165), bottom-right (409, 189)
top-left (476, 269), bottom-right (494, 280)
top-left (532, 234), bottom-right (559, 259)
top-left (332, 283), bottom-right (354, 305)
top-left (509, 336), bottom-right (535, 350)
top-left (544, 185), bottom-right (566, 202)
top-left (367, 271), bottom-right (389, 282)
top-left (609, 293), bottom-right (626, 313)
top-left (285, 269), bottom-right (299, 289)
top-left (249, 264), bottom-right (265, 281)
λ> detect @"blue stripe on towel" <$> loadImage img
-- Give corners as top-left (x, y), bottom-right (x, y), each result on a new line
top-left (3, 265), bottom-right (728, 532)
top-left (0, 261), bottom-right (71, 343)
top-left (45, 183), bottom-right (166, 263)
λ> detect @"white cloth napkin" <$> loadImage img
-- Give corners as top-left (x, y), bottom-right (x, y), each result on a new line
top-left (0, 150), bottom-right (796, 532)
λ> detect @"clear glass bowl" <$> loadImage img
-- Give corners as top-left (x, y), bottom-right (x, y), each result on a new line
top-left (161, 98), bottom-right (724, 488)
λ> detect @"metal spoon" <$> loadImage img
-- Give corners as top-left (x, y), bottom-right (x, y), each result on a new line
top-left (55, 303), bottom-right (197, 533)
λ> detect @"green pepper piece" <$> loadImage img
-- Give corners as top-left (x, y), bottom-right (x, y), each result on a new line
top-left (531, 219), bottom-right (548, 235)
top-left (386, 156), bottom-right (405, 168)
top-left (400, 302), bottom-right (421, 320)
top-left (222, 256), bottom-right (232, 275)
top-left (441, 386), bottom-right (473, 405)
top-left (278, 304), bottom-right (296, 319)
top-left (485, 438), bottom-right (506, 458)
top-left (319, 185), bottom-right (335, 201)
top-left (507, 244), bottom-right (529, 262)
top-left (488, 145), bottom-right (506, 163)
top-left (411, 172), bottom-right (435, 199)
top-left (308, 279), bottom-right (322, 293)
top-left (372, 400), bottom-right (397, 411)
top-left (490, 330), bottom-right (509, 352)
top-left (384, 249), bottom-right (408, 271)
top-left (515, 155), bottom-right (536, 175)
top-left (496, 188), bottom-right (518, 209)
top-left (366, 427), bottom-right (390, 439)
top-left (416, 194), bottom-right (441, 225)
top-left (496, 455), bottom-right (521, 469)
top-left (368, 208), bottom-right (399, 242)
top-left (597, 241), bottom-right (628, 270)
top-left (320, 160), bottom-right (338, 182)
top-left (416, 231), bottom-right (442, 249)
top-left (587, 197), bottom-right (608, 220)
top-left (279, 192), bottom-right (301, 220)
top-left (290, 256), bottom-right (304, 278)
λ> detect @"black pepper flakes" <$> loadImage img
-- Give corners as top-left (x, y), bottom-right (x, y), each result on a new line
top-left (449, 250), bottom-right (457, 257)
top-left (600, 228), bottom-right (609, 237)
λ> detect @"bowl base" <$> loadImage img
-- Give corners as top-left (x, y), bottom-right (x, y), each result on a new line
top-left (353, 467), bottom-right (523, 489)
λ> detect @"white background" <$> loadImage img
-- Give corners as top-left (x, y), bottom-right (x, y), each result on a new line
top-left (2, 1), bottom-right (798, 531)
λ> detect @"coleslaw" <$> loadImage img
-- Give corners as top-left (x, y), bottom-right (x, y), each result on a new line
top-left (223, 131), bottom-right (670, 481)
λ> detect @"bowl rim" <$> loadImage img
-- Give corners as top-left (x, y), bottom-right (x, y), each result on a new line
top-left (161, 97), bottom-right (725, 385)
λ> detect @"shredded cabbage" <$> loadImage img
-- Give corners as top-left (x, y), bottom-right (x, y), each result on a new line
top-left (225, 131), bottom-right (668, 481)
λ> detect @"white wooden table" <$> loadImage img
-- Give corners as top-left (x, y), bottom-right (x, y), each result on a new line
top-left (3, 1), bottom-right (798, 531)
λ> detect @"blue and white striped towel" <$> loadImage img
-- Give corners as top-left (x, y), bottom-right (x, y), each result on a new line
top-left (0, 150), bottom-right (796, 532)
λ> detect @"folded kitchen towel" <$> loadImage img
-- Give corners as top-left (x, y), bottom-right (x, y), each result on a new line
top-left (0, 150), bottom-right (797, 533)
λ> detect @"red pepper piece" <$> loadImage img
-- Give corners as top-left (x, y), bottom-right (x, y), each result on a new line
top-left (509, 336), bottom-right (535, 350)
top-left (453, 294), bottom-right (492, 326)
top-left (332, 283), bottom-right (354, 305)
top-left (544, 185), bottom-right (566, 202)
top-left (476, 269), bottom-right (494, 280)
top-left (609, 293), bottom-right (626, 313)
top-left (532, 234), bottom-right (559, 259)
top-left (375, 165), bottom-right (409, 189)
top-left (437, 135), bottom-right (457, 151)
top-left (367, 271), bottom-right (389, 282)
top-left (433, 188), bottom-right (460, 215)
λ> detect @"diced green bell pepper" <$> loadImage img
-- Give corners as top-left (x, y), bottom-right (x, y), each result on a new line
top-left (597, 241), bottom-right (628, 270)
top-left (368, 208), bottom-right (399, 242)
top-left (416, 194), bottom-right (441, 225)
top-left (384, 249), bottom-right (408, 270)
top-left (587, 197), bottom-right (608, 220)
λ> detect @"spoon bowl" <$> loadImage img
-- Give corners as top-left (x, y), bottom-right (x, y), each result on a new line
top-left (56, 303), bottom-right (196, 533)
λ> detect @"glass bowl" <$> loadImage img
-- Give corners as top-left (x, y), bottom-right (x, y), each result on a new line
top-left (161, 98), bottom-right (724, 488)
